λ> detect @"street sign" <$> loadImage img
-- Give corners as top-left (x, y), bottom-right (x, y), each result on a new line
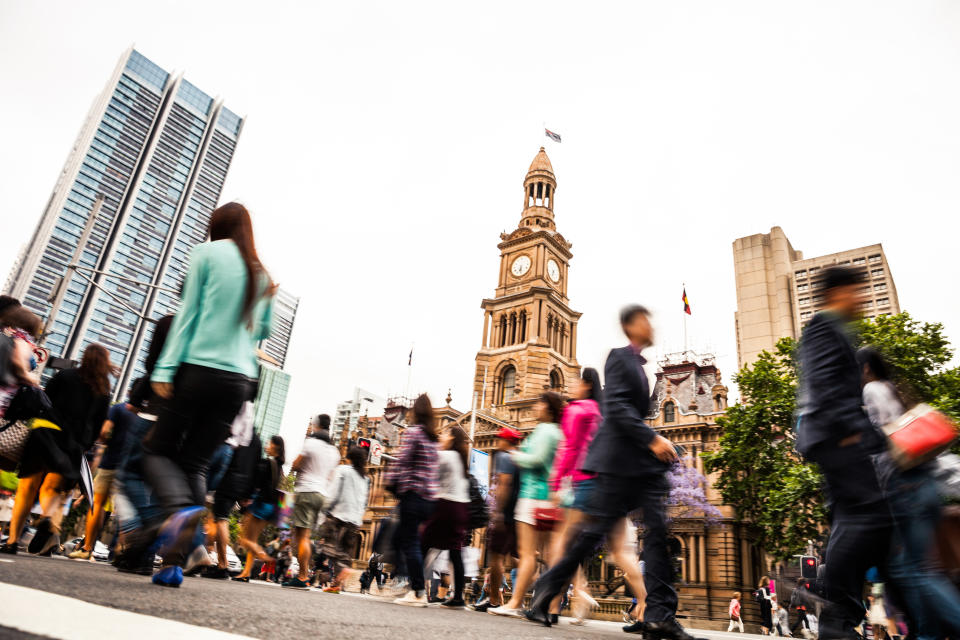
top-left (369, 440), bottom-right (383, 465)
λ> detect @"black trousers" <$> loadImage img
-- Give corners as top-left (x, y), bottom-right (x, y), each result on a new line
top-left (808, 441), bottom-right (892, 637)
top-left (530, 472), bottom-right (677, 622)
top-left (142, 363), bottom-right (250, 520)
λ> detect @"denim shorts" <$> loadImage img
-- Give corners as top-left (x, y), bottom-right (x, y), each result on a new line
top-left (249, 499), bottom-right (277, 523)
top-left (571, 478), bottom-right (596, 511)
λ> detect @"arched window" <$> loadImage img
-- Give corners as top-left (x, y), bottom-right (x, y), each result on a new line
top-left (663, 402), bottom-right (676, 423)
top-left (714, 394), bottom-right (725, 411)
top-left (549, 369), bottom-right (562, 390)
top-left (500, 366), bottom-right (517, 404)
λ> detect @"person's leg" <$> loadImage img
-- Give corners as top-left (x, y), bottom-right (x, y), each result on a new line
top-left (397, 494), bottom-right (431, 595)
top-left (296, 527), bottom-right (313, 581)
top-left (609, 517), bottom-right (646, 620)
top-left (450, 549), bottom-right (465, 601)
top-left (504, 523), bottom-right (539, 609)
top-left (488, 552), bottom-right (505, 605)
top-left (83, 491), bottom-right (109, 552)
top-left (214, 519), bottom-right (230, 569)
top-left (7, 472), bottom-right (43, 544)
top-left (635, 477), bottom-right (677, 623)
top-left (37, 473), bottom-right (67, 530)
top-left (238, 515), bottom-right (268, 573)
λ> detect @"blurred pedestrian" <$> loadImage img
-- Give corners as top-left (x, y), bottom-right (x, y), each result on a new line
top-left (233, 435), bottom-right (285, 582)
top-left (727, 591), bottom-right (743, 632)
top-left (857, 346), bottom-right (960, 637)
top-left (69, 401), bottom-right (138, 560)
top-left (320, 445), bottom-right (370, 593)
top-left (472, 426), bottom-right (520, 612)
top-left (420, 424), bottom-right (471, 608)
top-left (142, 202), bottom-right (275, 588)
top-left (796, 266), bottom-right (893, 635)
top-left (488, 392), bottom-right (563, 618)
top-left (9, 343), bottom-right (113, 556)
top-left (757, 576), bottom-right (774, 634)
top-left (523, 306), bottom-right (697, 640)
top-left (285, 414), bottom-right (340, 589)
top-left (387, 394), bottom-right (439, 607)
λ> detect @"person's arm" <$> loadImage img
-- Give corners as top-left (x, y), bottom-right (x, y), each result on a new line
top-left (385, 429), bottom-right (418, 486)
top-left (290, 453), bottom-right (306, 473)
top-left (511, 427), bottom-right (558, 472)
top-left (252, 290), bottom-right (275, 341)
top-left (151, 246), bottom-right (208, 388)
top-left (603, 351), bottom-right (675, 462)
top-left (98, 419), bottom-right (114, 443)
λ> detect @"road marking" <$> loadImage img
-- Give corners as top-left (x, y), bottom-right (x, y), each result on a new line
top-left (0, 582), bottom-right (256, 640)
top-left (0, 559), bottom-right (13, 563)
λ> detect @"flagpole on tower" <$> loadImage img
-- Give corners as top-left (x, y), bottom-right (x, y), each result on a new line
top-left (682, 283), bottom-right (689, 360)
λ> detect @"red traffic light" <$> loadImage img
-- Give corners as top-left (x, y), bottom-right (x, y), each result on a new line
top-left (805, 559), bottom-right (815, 566)
top-left (357, 437), bottom-right (371, 449)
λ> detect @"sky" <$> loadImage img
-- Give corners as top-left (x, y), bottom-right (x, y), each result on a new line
top-left (2, 1), bottom-right (960, 452)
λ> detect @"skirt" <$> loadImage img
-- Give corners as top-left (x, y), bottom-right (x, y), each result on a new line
top-left (420, 499), bottom-right (468, 550)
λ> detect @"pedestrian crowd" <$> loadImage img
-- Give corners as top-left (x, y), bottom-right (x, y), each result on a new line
top-left (1, 204), bottom-right (958, 640)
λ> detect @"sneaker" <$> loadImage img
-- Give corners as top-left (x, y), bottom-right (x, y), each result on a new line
top-left (68, 548), bottom-right (93, 561)
top-left (386, 578), bottom-right (409, 596)
top-left (440, 598), bottom-right (465, 609)
top-left (573, 589), bottom-right (598, 622)
top-left (471, 598), bottom-right (492, 612)
top-left (0, 542), bottom-right (18, 555)
top-left (281, 577), bottom-right (310, 590)
top-left (428, 595), bottom-right (444, 604)
top-left (155, 506), bottom-right (205, 568)
top-left (643, 619), bottom-right (707, 640)
top-left (322, 585), bottom-right (341, 593)
top-left (152, 566), bottom-right (183, 588)
top-left (201, 566), bottom-right (230, 580)
top-left (393, 590), bottom-right (428, 607)
top-left (488, 605), bottom-right (523, 617)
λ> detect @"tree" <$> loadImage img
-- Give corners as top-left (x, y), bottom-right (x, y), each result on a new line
top-left (854, 312), bottom-right (960, 422)
top-left (666, 458), bottom-right (723, 525)
top-left (703, 338), bottom-right (826, 562)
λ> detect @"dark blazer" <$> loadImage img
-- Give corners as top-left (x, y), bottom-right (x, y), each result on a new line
top-left (795, 311), bottom-right (874, 458)
top-left (44, 368), bottom-right (109, 452)
top-left (582, 346), bottom-right (668, 477)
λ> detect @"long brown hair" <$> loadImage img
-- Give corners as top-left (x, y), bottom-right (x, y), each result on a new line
top-left (208, 202), bottom-right (273, 322)
top-left (412, 394), bottom-right (438, 441)
top-left (445, 424), bottom-right (471, 478)
top-left (346, 445), bottom-right (368, 478)
top-left (79, 343), bottom-right (116, 396)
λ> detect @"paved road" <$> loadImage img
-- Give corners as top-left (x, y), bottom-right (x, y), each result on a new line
top-left (0, 556), bottom-right (764, 640)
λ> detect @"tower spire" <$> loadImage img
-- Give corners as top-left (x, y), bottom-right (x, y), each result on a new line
top-left (520, 147), bottom-right (557, 231)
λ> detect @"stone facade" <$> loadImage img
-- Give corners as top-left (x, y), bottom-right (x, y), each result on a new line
top-left (473, 147), bottom-right (582, 431)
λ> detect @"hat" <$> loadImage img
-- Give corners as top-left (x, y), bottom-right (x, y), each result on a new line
top-left (496, 426), bottom-right (522, 443)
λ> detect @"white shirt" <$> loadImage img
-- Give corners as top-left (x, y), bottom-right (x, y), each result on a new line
top-left (863, 380), bottom-right (904, 428)
top-left (435, 450), bottom-right (470, 503)
top-left (293, 437), bottom-right (341, 495)
top-left (327, 465), bottom-right (370, 527)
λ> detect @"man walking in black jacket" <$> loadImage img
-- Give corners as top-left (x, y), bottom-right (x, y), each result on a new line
top-left (796, 266), bottom-right (892, 638)
top-left (525, 305), bottom-right (702, 640)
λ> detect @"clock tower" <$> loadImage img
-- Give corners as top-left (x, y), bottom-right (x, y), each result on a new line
top-left (474, 147), bottom-right (582, 430)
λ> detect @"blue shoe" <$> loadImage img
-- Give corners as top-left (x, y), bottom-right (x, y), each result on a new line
top-left (155, 506), bottom-right (205, 567)
top-left (152, 565), bottom-right (183, 588)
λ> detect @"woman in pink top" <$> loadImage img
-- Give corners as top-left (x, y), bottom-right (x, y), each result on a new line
top-left (546, 368), bottom-right (647, 624)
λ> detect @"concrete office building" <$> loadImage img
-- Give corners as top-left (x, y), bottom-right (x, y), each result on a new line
top-left (332, 388), bottom-right (385, 444)
top-left (4, 48), bottom-right (243, 395)
top-left (733, 226), bottom-right (900, 368)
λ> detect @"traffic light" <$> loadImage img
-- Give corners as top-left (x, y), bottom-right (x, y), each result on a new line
top-left (800, 556), bottom-right (818, 580)
top-left (357, 437), bottom-right (371, 450)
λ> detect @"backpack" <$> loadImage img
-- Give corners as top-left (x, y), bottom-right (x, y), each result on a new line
top-left (467, 474), bottom-right (489, 530)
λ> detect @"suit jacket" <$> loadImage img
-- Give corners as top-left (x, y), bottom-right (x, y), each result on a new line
top-left (795, 311), bottom-right (874, 458)
top-left (582, 346), bottom-right (668, 477)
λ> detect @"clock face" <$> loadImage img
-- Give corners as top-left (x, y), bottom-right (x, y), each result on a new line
top-left (511, 255), bottom-right (532, 277)
top-left (547, 259), bottom-right (561, 283)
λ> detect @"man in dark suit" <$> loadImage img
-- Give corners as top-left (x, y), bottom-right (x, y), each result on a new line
top-left (796, 266), bottom-right (891, 638)
top-left (525, 305), bottom-right (702, 640)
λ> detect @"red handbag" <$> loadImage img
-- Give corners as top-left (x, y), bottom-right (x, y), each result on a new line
top-left (533, 506), bottom-right (563, 532)
top-left (883, 404), bottom-right (958, 470)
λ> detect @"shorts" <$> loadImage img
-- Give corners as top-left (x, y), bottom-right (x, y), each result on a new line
top-left (249, 500), bottom-right (277, 523)
top-left (571, 478), bottom-right (596, 511)
top-left (212, 492), bottom-right (237, 521)
top-left (291, 491), bottom-right (327, 530)
top-left (486, 518), bottom-right (517, 557)
top-left (513, 497), bottom-right (553, 526)
top-left (93, 468), bottom-right (117, 496)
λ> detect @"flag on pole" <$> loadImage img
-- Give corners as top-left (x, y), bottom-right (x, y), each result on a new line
top-left (682, 288), bottom-right (691, 315)
top-left (544, 128), bottom-right (562, 143)
top-left (408, 349), bottom-right (413, 366)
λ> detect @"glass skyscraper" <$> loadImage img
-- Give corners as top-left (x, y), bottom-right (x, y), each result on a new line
top-left (5, 48), bottom-right (243, 395)
top-left (258, 288), bottom-right (299, 369)
top-left (252, 366), bottom-right (291, 444)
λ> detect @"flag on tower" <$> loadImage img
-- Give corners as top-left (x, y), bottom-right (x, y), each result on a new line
top-left (682, 288), bottom-right (691, 315)
top-left (408, 349), bottom-right (413, 366)
top-left (545, 128), bottom-right (562, 143)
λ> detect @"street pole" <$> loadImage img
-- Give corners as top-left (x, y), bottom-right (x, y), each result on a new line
top-left (38, 195), bottom-right (104, 371)
top-left (469, 391), bottom-right (478, 442)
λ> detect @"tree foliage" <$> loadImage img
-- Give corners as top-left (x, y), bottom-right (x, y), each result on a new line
top-left (666, 458), bottom-right (723, 525)
top-left (703, 338), bottom-right (825, 561)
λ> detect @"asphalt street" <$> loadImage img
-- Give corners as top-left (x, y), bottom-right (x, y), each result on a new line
top-left (0, 556), bottom-right (765, 640)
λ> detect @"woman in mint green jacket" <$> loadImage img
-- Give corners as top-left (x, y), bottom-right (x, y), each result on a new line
top-left (142, 202), bottom-right (275, 588)
top-left (489, 392), bottom-right (564, 618)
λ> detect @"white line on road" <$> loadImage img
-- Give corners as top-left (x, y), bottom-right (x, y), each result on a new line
top-left (0, 581), bottom-right (257, 640)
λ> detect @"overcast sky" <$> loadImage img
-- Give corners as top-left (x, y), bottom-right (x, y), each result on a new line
top-left (2, 1), bottom-right (959, 451)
